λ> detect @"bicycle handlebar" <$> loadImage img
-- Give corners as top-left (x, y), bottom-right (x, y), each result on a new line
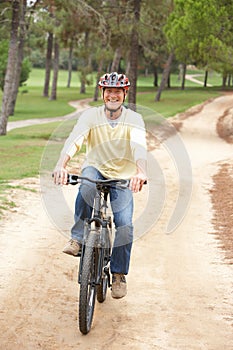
top-left (67, 174), bottom-right (130, 188)
top-left (52, 173), bottom-right (147, 188)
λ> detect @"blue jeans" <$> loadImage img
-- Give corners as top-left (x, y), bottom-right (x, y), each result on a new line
top-left (71, 166), bottom-right (134, 275)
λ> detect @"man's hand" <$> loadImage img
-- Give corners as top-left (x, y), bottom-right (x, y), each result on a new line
top-left (130, 172), bottom-right (147, 193)
top-left (53, 154), bottom-right (70, 185)
top-left (53, 166), bottom-right (68, 185)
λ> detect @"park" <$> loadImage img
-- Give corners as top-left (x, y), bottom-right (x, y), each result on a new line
top-left (0, 1), bottom-right (233, 349)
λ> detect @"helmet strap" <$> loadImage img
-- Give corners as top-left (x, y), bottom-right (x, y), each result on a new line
top-left (104, 104), bottom-right (122, 119)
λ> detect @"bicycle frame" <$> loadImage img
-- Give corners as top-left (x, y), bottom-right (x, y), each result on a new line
top-left (67, 174), bottom-right (129, 334)
top-left (68, 174), bottom-right (128, 283)
top-left (78, 184), bottom-right (112, 287)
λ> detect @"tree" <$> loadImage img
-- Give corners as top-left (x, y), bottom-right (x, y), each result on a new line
top-left (43, 31), bottom-right (53, 97)
top-left (50, 36), bottom-right (59, 100)
top-left (128, 0), bottom-right (141, 107)
top-left (155, 51), bottom-right (174, 101)
top-left (8, 0), bottom-right (27, 116)
top-left (0, 40), bottom-right (9, 90)
top-left (111, 47), bottom-right (122, 72)
top-left (0, 42), bottom-right (31, 92)
top-left (51, 0), bottom-right (108, 94)
top-left (140, 0), bottom-right (172, 87)
top-left (0, 0), bottom-right (21, 135)
top-left (66, 38), bottom-right (74, 88)
top-left (165, 0), bottom-right (233, 89)
top-left (79, 31), bottom-right (92, 94)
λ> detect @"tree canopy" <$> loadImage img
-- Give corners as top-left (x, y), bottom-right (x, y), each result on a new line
top-left (165, 0), bottom-right (233, 78)
top-left (1, 0), bottom-right (233, 134)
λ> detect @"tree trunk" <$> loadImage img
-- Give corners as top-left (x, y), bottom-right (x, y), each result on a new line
top-left (125, 52), bottom-right (130, 76)
top-left (178, 64), bottom-right (182, 81)
top-left (181, 63), bottom-right (186, 90)
top-left (111, 47), bottom-right (121, 72)
top-left (80, 32), bottom-right (89, 94)
top-left (153, 66), bottom-right (158, 87)
top-left (204, 70), bottom-right (208, 87)
top-left (8, 0), bottom-right (27, 116)
top-left (50, 39), bottom-right (59, 100)
top-left (167, 73), bottom-right (171, 88)
top-left (80, 79), bottom-right (86, 94)
top-left (67, 40), bottom-right (73, 88)
top-left (155, 51), bottom-right (174, 102)
top-left (0, 0), bottom-right (20, 135)
top-left (128, 0), bottom-right (141, 109)
top-left (227, 74), bottom-right (231, 87)
top-left (43, 31), bottom-right (53, 97)
top-left (222, 73), bottom-right (227, 88)
top-left (93, 58), bottom-right (104, 101)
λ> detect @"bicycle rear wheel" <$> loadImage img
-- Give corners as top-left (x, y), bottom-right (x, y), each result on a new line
top-left (79, 232), bottom-right (97, 335)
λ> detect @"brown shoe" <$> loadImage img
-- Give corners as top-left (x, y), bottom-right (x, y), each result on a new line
top-left (111, 273), bottom-right (127, 299)
top-left (63, 239), bottom-right (81, 256)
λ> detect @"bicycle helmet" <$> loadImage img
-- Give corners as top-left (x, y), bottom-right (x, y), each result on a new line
top-left (98, 72), bottom-right (130, 90)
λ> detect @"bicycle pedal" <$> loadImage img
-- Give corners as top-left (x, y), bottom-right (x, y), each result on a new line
top-left (103, 267), bottom-right (109, 275)
top-left (75, 251), bottom-right (82, 258)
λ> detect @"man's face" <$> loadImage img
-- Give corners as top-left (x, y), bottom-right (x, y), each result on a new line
top-left (103, 88), bottom-right (125, 110)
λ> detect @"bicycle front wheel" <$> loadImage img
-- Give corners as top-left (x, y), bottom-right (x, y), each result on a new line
top-left (96, 248), bottom-right (110, 303)
top-left (79, 233), bottom-right (97, 335)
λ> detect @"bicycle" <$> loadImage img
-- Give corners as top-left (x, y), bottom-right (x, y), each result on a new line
top-left (67, 173), bottom-right (129, 335)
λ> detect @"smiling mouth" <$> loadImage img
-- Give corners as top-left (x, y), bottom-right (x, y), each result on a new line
top-left (105, 101), bottom-right (122, 113)
top-left (106, 100), bottom-right (120, 107)
top-left (108, 99), bottom-right (119, 103)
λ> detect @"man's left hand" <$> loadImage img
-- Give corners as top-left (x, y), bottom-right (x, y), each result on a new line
top-left (130, 173), bottom-right (147, 193)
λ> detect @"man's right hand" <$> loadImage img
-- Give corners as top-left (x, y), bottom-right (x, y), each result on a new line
top-left (53, 154), bottom-right (70, 185)
top-left (53, 166), bottom-right (68, 185)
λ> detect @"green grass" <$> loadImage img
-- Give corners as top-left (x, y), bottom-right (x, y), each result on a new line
top-left (0, 68), bottom-right (96, 121)
top-left (0, 122), bottom-right (62, 181)
top-left (26, 68), bottom-right (96, 88)
top-left (136, 87), bottom-right (220, 118)
top-left (0, 68), bottom-right (226, 183)
top-left (0, 68), bottom-right (224, 121)
top-left (90, 85), bottom-right (220, 118)
top-left (190, 71), bottom-right (223, 86)
top-left (0, 67), bottom-right (228, 217)
top-left (0, 181), bottom-right (37, 218)
top-left (13, 87), bottom-right (74, 120)
top-left (7, 85), bottom-right (95, 121)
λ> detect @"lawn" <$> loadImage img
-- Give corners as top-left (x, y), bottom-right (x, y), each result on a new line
top-left (137, 87), bottom-right (220, 118)
top-left (0, 68), bottom-right (224, 179)
top-left (0, 122), bottom-right (61, 217)
top-left (0, 69), bottom-right (97, 121)
top-left (0, 67), bottom-right (227, 216)
top-left (0, 122), bottom-right (61, 181)
top-left (0, 68), bottom-right (223, 121)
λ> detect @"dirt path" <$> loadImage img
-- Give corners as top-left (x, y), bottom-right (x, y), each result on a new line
top-left (1, 95), bottom-right (233, 350)
top-left (7, 98), bottom-right (92, 131)
top-left (185, 74), bottom-right (212, 87)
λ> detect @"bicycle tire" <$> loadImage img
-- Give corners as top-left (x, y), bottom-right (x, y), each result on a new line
top-left (96, 248), bottom-right (110, 303)
top-left (79, 233), bottom-right (97, 335)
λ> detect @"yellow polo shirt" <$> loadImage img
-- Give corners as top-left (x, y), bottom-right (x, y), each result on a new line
top-left (62, 105), bottom-right (147, 179)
